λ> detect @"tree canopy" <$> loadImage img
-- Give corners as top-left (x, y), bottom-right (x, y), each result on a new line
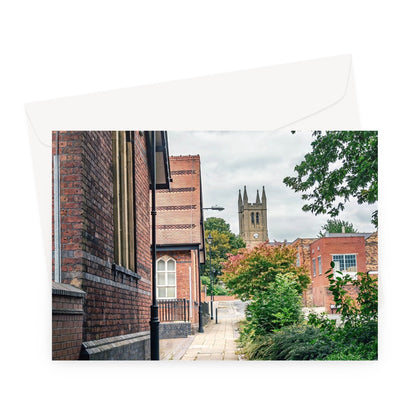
top-left (283, 131), bottom-right (378, 227)
top-left (203, 217), bottom-right (245, 277)
top-left (221, 242), bottom-right (310, 301)
top-left (317, 219), bottom-right (358, 237)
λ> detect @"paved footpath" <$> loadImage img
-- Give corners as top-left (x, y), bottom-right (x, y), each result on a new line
top-left (181, 300), bottom-right (246, 361)
top-left (160, 300), bottom-right (246, 360)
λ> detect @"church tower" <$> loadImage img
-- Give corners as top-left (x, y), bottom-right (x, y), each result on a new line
top-left (238, 186), bottom-right (268, 248)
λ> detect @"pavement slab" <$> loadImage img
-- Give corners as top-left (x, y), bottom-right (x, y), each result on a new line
top-left (160, 300), bottom-right (246, 361)
top-left (183, 300), bottom-right (246, 361)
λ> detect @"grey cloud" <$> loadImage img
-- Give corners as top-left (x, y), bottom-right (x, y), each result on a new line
top-left (168, 131), bottom-right (377, 240)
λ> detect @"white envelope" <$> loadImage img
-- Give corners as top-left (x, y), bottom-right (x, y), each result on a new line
top-left (25, 54), bottom-right (360, 267)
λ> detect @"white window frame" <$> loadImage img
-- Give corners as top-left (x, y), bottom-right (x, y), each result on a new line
top-left (156, 255), bottom-right (177, 299)
top-left (331, 253), bottom-right (358, 278)
top-left (312, 258), bottom-right (316, 277)
top-left (318, 256), bottom-right (322, 275)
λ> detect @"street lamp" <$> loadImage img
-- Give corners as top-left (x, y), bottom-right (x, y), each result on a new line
top-left (207, 233), bottom-right (214, 320)
top-left (203, 205), bottom-right (224, 211)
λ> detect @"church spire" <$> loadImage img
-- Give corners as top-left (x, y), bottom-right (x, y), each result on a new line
top-left (238, 184), bottom-right (269, 248)
top-left (243, 185), bottom-right (248, 204)
top-left (256, 189), bottom-right (260, 204)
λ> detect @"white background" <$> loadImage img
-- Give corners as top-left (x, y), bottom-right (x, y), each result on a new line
top-left (1, 1), bottom-right (414, 415)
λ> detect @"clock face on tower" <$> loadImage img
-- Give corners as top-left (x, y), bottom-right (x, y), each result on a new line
top-left (253, 233), bottom-right (259, 239)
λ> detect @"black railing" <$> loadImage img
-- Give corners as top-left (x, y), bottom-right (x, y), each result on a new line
top-left (158, 299), bottom-right (190, 322)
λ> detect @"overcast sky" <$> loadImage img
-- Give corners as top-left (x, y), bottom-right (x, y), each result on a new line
top-left (167, 131), bottom-right (377, 242)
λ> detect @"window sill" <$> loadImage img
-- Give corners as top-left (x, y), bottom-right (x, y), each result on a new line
top-left (332, 271), bottom-right (358, 280)
top-left (112, 263), bottom-right (142, 280)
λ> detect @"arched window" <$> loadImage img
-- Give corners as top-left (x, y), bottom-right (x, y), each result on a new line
top-left (251, 213), bottom-right (255, 224)
top-left (256, 212), bottom-right (259, 224)
top-left (156, 256), bottom-right (176, 299)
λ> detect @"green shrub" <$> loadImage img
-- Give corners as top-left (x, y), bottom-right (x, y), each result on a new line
top-left (307, 267), bottom-right (378, 360)
top-left (243, 274), bottom-right (304, 337)
top-left (239, 325), bottom-right (335, 360)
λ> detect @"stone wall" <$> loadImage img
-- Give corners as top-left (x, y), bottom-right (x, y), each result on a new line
top-left (80, 332), bottom-right (150, 360)
top-left (159, 322), bottom-right (192, 339)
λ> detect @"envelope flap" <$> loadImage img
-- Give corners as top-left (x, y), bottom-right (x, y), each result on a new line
top-left (26, 55), bottom-right (354, 147)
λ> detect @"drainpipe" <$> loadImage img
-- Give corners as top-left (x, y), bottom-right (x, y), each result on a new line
top-left (189, 266), bottom-right (192, 318)
top-left (197, 248), bottom-right (204, 333)
top-left (150, 131), bottom-right (160, 360)
top-left (53, 132), bottom-right (61, 283)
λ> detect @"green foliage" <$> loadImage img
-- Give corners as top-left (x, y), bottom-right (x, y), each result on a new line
top-left (203, 217), bottom-right (245, 277)
top-left (201, 275), bottom-right (230, 296)
top-left (242, 275), bottom-right (303, 337)
top-left (308, 264), bottom-right (378, 360)
top-left (328, 262), bottom-right (378, 324)
top-left (222, 242), bottom-right (310, 301)
top-left (317, 218), bottom-right (358, 237)
top-left (284, 131), bottom-right (378, 227)
top-left (239, 325), bottom-right (335, 360)
top-left (237, 263), bottom-right (378, 360)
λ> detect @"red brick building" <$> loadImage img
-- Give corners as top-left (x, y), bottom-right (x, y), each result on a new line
top-left (52, 131), bottom-right (171, 359)
top-left (292, 232), bottom-right (378, 313)
top-left (155, 155), bottom-right (207, 335)
top-left (290, 238), bottom-right (316, 306)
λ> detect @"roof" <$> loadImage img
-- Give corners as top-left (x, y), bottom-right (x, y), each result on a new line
top-left (145, 131), bottom-right (172, 190)
top-left (156, 155), bottom-right (204, 253)
top-left (324, 232), bottom-right (373, 239)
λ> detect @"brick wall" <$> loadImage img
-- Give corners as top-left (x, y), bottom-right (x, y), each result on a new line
top-left (290, 238), bottom-right (316, 307)
top-left (156, 155), bottom-right (203, 247)
top-left (309, 236), bottom-right (366, 312)
top-left (365, 232), bottom-right (378, 273)
top-left (52, 283), bottom-right (85, 360)
top-left (52, 131), bottom-right (153, 359)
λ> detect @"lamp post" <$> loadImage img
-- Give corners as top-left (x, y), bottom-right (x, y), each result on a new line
top-left (199, 205), bottom-right (223, 331)
top-left (207, 233), bottom-right (214, 320)
top-left (150, 131), bottom-right (159, 360)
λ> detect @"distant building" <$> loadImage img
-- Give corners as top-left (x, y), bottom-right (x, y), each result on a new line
top-left (290, 238), bottom-right (317, 307)
top-left (238, 186), bottom-right (268, 248)
top-left (293, 232), bottom-right (378, 313)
